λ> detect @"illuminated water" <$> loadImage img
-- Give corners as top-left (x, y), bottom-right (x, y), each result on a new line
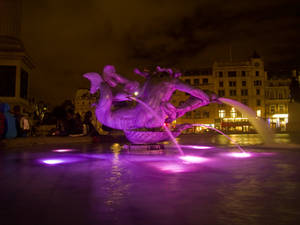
top-left (1, 134), bottom-right (300, 225)
top-left (192, 123), bottom-right (245, 153)
top-left (218, 98), bottom-right (274, 145)
top-left (130, 96), bottom-right (184, 155)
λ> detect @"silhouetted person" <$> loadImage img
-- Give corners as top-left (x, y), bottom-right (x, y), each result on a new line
top-left (0, 103), bottom-right (5, 139)
top-left (73, 113), bottom-right (83, 134)
top-left (13, 105), bottom-right (22, 137)
top-left (2, 103), bottom-right (17, 139)
top-left (83, 111), bottom-right (98, 136)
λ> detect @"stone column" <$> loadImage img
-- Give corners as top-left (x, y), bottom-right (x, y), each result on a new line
top-left (0, 0), bottom-right (22, 39)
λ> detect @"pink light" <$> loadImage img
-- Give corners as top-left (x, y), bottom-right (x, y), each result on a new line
top-left (40, 157), bottom-right (83, 165)
top-left (181, 145), bottom-right (212, 150)
top-left (228, 152), bottom-right (252, 158)
top-left (52, 149), bottom-right (74, 153)
top-left (179, 155), bottom-right (208, 163)
top-left (159, 164), bottom-right (187, 173)
top-left (42, 159), bottom-right (64, 165)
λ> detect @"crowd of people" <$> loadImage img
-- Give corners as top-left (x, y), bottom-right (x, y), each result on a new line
top-left (0, 103), bottom-right (30, 139)
top-left (0, 102), bottom-right (98, 140)
top-left (52, 110), bottom-right (98, 137)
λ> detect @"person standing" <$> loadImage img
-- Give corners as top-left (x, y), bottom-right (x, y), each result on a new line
top-left (2, 103), bottom-right (17, 139)
top-left (20, 114), bottom-right (30, 137)
top-left (13, 105), bottom-right (22, 137)
top-left (0, 103), bottom-right (6, 139)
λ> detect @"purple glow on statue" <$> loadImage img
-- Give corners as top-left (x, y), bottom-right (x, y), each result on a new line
top-left (179, 155), bottom-right (208, 163)
top-left (83, 65), bottom-right (212, 146)
top-left (181, 145), bottom-right (212, 150)
top-left (227, 152), bottom-right (252, 158)
top-left (52, 149), bottom-right (74, 153)
top-left (42, 159), bottom-right (65, 165)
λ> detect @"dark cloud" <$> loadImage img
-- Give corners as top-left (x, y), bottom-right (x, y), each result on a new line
top-left (21, 0), bottom-right (300, 105)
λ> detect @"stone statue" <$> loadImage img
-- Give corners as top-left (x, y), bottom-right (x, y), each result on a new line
top-left (84, 65), bottom-right (217, 144)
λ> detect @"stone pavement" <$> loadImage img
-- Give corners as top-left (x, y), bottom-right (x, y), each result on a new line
top-left (0, 135), bottom-right (128, 149)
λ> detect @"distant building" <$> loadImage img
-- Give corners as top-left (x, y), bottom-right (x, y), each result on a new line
top-left (74, 89), bottom-right (104, 133)
top-left (0, 0), bottom-right (34, 112)
top-left (265, 78), bottom-right (290, 131)
top-left (173, 53), bottom-right (291, 133)
top-left (171, 68), bottom-right (216, 133)
top-left (212, 53), bottom-right (267, 132)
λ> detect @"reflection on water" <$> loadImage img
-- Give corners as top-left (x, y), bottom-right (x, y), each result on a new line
top-left (179, 133), bottom-right (297, 147)
top-left (1, 136), bottom-right (300, 225)
top-left (102, 143), bottom-right (131, 223)
top-left (216, 155), bottom-right (300, 225)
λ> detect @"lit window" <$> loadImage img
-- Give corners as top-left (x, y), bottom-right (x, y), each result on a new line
top-left (279, 105), bottom-right (284, 113)
top-left (256, 109), bottom-right (261, 117)
top-left (270, 105), bottom-right (275, 114)
top-left (219, 109), bottom-right (225, 118)
top-left (230, 108), bottom-right (237, 118)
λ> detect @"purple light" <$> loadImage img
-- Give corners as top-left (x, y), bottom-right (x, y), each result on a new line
top-left (39, 157), bottom-right (84, 165)
top-left (179, 155), bottom-right (208, 163)
top-left (181, 145), bottom-right (212, 150)
top-left (42, 159), bottom-right (65, 165)
top-left (159, 164), bottom-right (187, 173)
top-left (227, 152), bottom-right (252, 158)
top-left (52, 149), bottom-right (74, 153)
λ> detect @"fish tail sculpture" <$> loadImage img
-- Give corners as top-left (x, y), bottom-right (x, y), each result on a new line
top-left (84, 65), bottom-right (217, 144)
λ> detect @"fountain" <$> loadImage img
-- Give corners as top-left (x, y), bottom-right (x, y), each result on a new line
top-left (84, 65), bottom-right (273, 153)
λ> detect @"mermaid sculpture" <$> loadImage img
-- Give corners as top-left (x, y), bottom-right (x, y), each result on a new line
top-left (84, 65), bottom-right (217, 144)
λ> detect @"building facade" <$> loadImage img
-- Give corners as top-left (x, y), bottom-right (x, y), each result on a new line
top-left (265, 78), bottom-right (290, 131)
top-left (172, 54), bottom-right (290, 133)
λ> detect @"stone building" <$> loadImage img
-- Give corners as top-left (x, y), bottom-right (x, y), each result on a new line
top-left (171, 68), bottom-right (216, 133)
top-left (0, 0), bottom-right (34, 112)
top-left (172, 53), bottom-right (291, 133)
top-left (265, 78), bottom-right (290, 131)
top-left (74, 88), bottom-right (104, 133)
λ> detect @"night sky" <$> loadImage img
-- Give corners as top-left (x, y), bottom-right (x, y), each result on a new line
top-left (21, 0), bottom-right (300, 105)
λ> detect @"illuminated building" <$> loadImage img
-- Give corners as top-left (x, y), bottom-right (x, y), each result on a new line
top-left (212, 52), bottom-right (267, 132)
top-left (171, 68), bottom-right (217, 133)
top-left (74, 88), bottom-right (104, 133)
top-left (265, 78), bottom-right (290, 131)
top-left (173, 53), bottom-right (291, 133)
